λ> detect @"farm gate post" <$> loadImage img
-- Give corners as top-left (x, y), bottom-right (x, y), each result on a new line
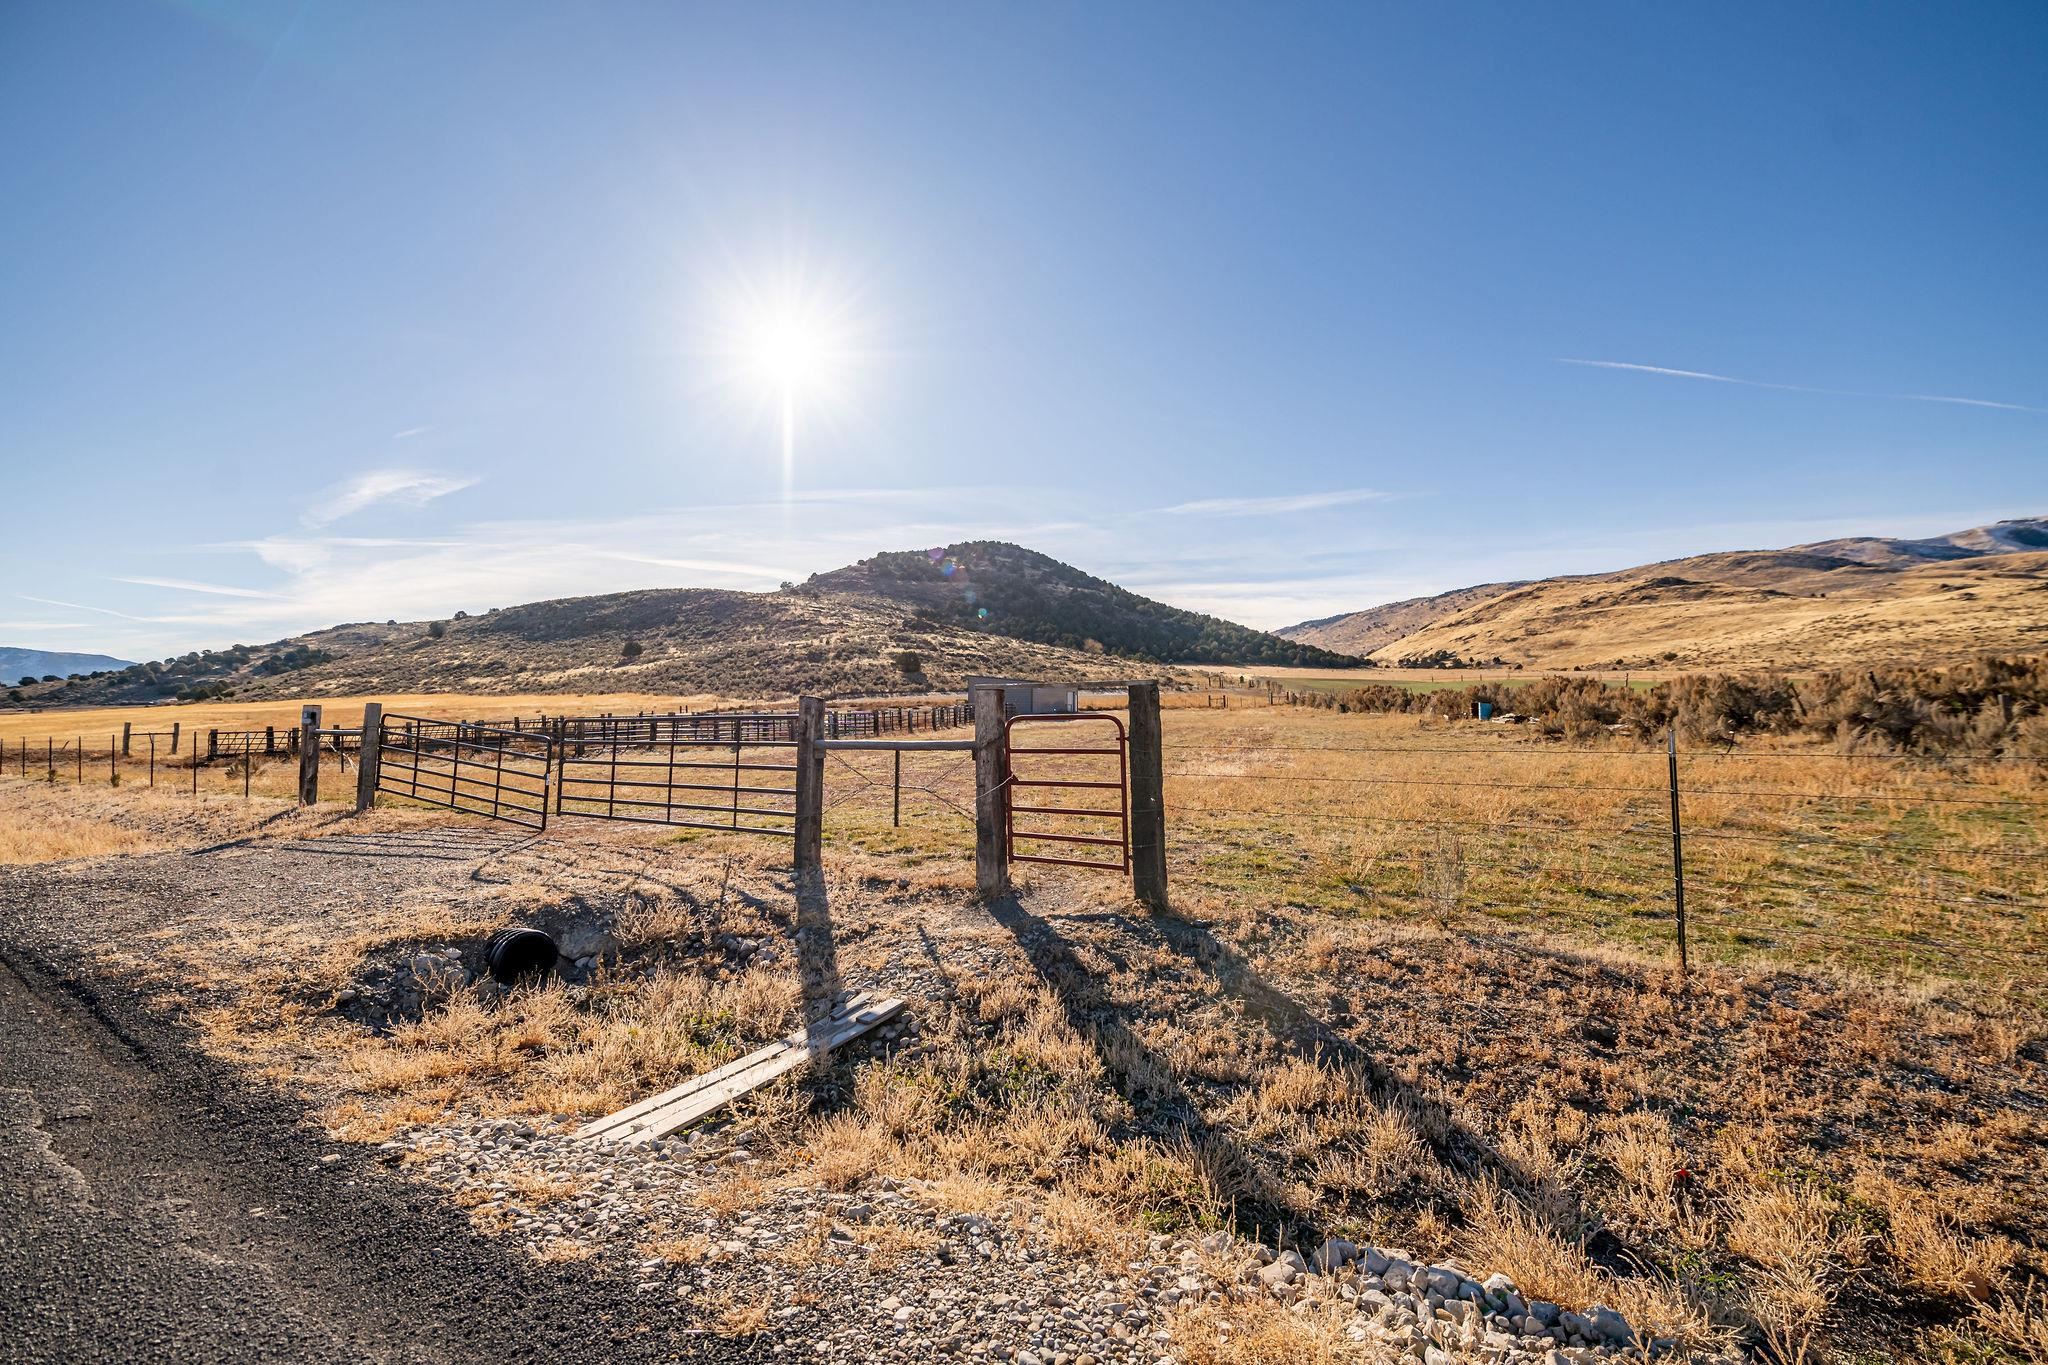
top-left (1128, 681), bottom-right (1169, 912)
top-left (355, 703), bottom-right (383, 813)
top-left (298, 704), bottom-right (321, 805)
top-left (1667, 726), bottom-right (1689, 977)
top-left (121, 722), bottom-right (131, 756)
top-left (170, 721), bottom-right (180, 754)
top-left (973, 684), bottom-right (1011, 898)
top-left (794, 696), bottom-right (825, 870)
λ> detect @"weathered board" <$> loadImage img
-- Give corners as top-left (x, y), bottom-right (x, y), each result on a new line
top-left (577, 993), bottom-right (906, 1146)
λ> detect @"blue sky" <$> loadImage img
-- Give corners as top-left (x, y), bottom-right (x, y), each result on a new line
top-left (3, 1), bottom-right (2044, 660)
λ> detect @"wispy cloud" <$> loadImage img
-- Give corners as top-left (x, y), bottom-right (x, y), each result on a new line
top-left (302, 469), bottom-right (478, 528)
top-left (393, 425), bottom-right (434, 440)
top-left (1559, 358), bottom-right (2046, 414)
top-left (0, 621), bottom-right (89, 631)
top-left (1159, 489), bottom-right (1392, 518)
top-left (591, 551), bottom-right (802, 580)
top-left (115, 576), bottom-right (281, 599)
top-left (17, 594), bottom-right (153, 621)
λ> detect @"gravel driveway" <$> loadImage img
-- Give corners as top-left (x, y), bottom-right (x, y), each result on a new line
top-left (0, 830), bottom-right (750, 1364)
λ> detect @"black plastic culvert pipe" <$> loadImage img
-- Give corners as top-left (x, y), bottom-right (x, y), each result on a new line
top-left (484, 928), bottom-right (559, 985)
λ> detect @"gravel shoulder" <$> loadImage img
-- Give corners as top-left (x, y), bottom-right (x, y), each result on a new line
top-left (0, 939), bottom-right (745, 1364)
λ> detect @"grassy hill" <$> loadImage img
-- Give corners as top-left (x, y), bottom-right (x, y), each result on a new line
top-left (808, 542), bottom-right (1364, 668)
top-left (6, 542), bottom-right (1350, 709)
top-left (10, 589), bottom-right (1154, 708)
top-left (1278, 517), bottom-right (2048, 669)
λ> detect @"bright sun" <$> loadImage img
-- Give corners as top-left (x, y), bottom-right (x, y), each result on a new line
top-left (702, 261), bottom-right (871, 500)
top-left (743, 306), bottom-right (837, 394)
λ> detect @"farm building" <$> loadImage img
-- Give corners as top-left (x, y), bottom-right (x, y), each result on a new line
top-left (967, 678), bottom-right (1080, 716)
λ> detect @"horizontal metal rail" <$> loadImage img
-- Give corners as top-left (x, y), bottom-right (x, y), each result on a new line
top-left (376, 712), bottom-right (553, 830)
top-left (550, 714), bottom-right (798, 838)
top-left (818, 739), bottom-right (976, 752)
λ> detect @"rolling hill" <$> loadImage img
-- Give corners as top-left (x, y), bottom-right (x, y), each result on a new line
top-left (806, 542), bottom-right (1361, 668)
top-left (1278, 517), bottom-right (2048, 669)
top-left (6, 543), bottom-right (1349, 708)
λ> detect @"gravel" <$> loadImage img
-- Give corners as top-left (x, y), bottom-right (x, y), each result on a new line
top-left (0, 811), bottom-right (1738, 1363)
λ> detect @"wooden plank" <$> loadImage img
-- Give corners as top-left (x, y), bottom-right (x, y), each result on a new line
top-left (579, 995), bottom-right (904, 1146)
top-left (578, 993), bottom-right (875, 1138)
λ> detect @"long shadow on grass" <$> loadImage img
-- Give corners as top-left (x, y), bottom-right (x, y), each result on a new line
top-left (983, 890), bottom-right (1572, 1253)
top-left (981, 892), bottom-right (1308, 1245)
top-left (793, 869), bottom-right (844, 1026)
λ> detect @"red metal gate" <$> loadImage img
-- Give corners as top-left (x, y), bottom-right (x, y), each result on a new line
top-left (1004, 713), bottom-right (1129, 872)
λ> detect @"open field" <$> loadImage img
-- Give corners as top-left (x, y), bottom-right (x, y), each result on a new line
top-left (2, 697), bottom-right (2044, 1361)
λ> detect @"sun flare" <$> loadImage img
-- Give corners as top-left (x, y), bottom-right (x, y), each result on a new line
top-left (742, 305), bottom-right (841, 395)
top-left (702, 262), bottom-right (872, 500)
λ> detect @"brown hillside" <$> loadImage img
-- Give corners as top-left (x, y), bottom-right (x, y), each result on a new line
top-left (25, 587), bottom-right (1160, 709)
top-left (1277, 582), bottom-right (1528, 656)
top-left (1278, 517), bottom-right (2048, 668)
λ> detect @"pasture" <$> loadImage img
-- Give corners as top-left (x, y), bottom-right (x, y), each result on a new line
top-left (2, 689), bottom-right (2044, 1360)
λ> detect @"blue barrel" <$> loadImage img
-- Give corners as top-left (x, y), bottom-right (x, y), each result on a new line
top-left (1476, 701), bottom-right (1494, 720)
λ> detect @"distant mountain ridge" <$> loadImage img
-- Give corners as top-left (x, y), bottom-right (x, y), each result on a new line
top-left (0, 647), bottom-right (133, 683)
top-left (1278, 517), bottom-right (2048, 669)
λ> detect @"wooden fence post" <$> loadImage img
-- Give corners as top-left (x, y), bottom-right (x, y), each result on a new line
top-left (973, 685), bottom-right (1011, 898)
top-left (298, 705), bottom-right (321, 805)
top-left (170, 721), bottom-right (180, 755)
top-left (121, 721), bottom-right (132, 756)
top-left (208, 729), bottom-right (219, 761)
top-left (1668, 726), bottom-right (1689, 978)
top-left (355, 703), bottom-right (383, 813)
top-left (794, 696), bottom-right (825, 871)
top-left (1128, 681), bottom-right (1169, 912)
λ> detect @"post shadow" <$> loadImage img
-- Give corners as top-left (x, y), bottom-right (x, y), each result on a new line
top-left (980, 891), bottom-right (1304, 1242)
top-left (982, 889), bottom-right (1585, 1254)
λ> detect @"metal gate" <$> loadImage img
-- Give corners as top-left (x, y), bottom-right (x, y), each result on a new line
top-left (376, 715), bottom-right (555, 830)
top-left (1005, 713), bottom-right (1129, 872)
top-left (554, 712), bottom-right (799, 836)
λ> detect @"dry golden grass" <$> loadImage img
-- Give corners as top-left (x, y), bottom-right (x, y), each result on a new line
top-left (1167, 1294), bottom-right (1363, 1364)
top-left (707, 1287), bottom-right (776, 1337)
top-left (0, 801), bottom-right (162, 863)
top-left (638, 1232), bottom-right (716, 1265)
top-left (0, 690), bottom-right (746, 746)
top-left (1305, 549), bottom-right (2048, 669)
top-left (15, 694), bottom-right (2041, 1361)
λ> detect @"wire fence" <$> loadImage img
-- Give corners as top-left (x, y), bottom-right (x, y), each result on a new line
top-left (6, 699), bottom-right (2044, 989)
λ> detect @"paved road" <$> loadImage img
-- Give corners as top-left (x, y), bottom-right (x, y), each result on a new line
top-left (0, 944), bottom-right (737, 1364)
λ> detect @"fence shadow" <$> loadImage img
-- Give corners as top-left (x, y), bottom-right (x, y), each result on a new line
top-left (980, 891), bottom-right (1303, 1241)
top-left (793, 870), bottom-right (844, 1025)
top-left (982, 890), bottom-right (1565, 1250)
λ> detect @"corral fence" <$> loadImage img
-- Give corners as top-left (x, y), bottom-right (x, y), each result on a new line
top-left (373, 711), bottom-right (552, 831)
top-left (554, 712), bottom-right (799, 835)
top-left (338, 687), bottom-right (1169, 905)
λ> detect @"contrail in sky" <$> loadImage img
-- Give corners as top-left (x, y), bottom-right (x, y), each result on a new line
top-left (1558, 358), bottom-right (2045, 414)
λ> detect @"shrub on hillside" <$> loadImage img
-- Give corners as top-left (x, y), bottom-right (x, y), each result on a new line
top-left (1314, 656), bottom-right (2048, 756)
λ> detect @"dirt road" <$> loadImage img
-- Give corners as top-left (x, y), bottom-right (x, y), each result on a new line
top-left (0, 940), bottom-right (739, 1363)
